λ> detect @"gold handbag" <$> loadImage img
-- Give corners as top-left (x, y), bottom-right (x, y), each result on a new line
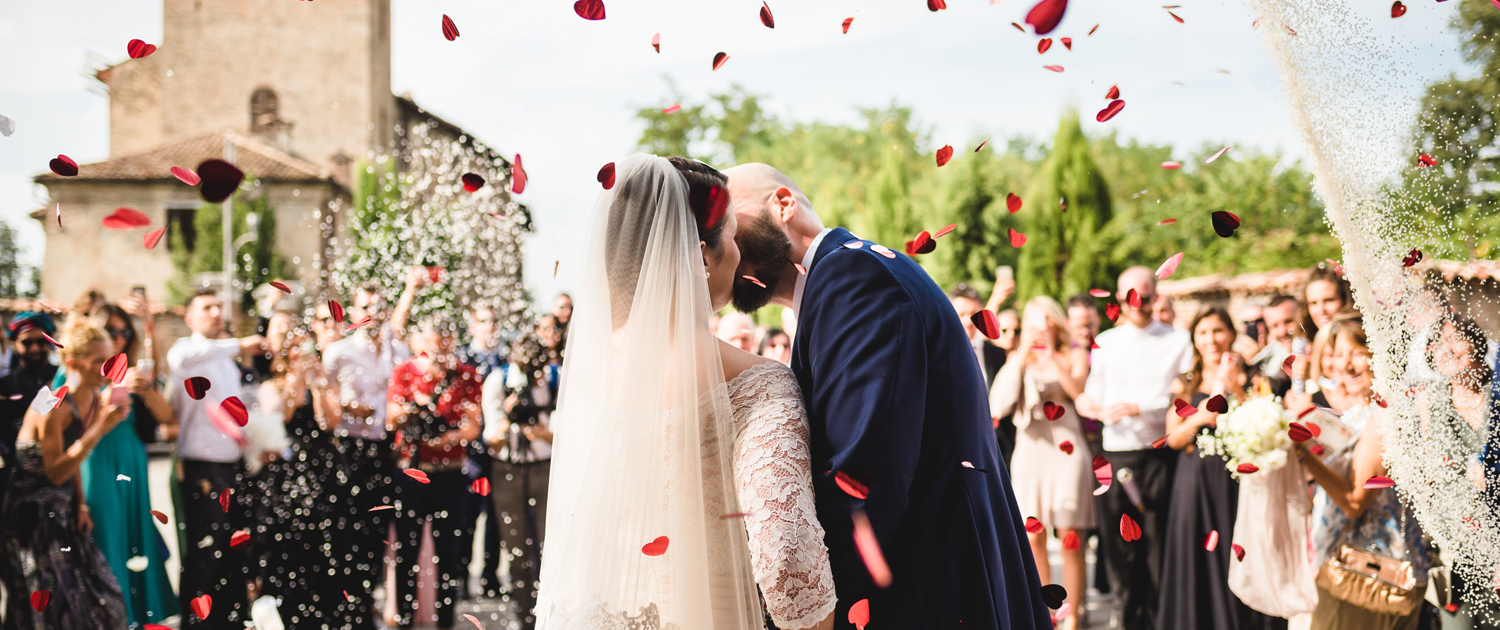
top-left (1314, 543), bottom-right (1423, 616)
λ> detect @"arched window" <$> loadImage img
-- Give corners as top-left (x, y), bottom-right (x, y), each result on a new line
top-left (250, 87), bottom-right (279, 132)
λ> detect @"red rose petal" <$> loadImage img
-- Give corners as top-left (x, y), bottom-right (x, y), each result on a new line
top-left (344, 316), bottom-right (373, 333)
top-left (48, 154), bottom-right (78, 178)
top-left (1392, 4), bottom-right (1408, 22)
top-left (842, 17), bottom-right (855, 33)
top-left (1043, 65), bottom-right (1066, 72)
top-left (1288, 422), bottom-right (1313, 442)
top-left (191, 594), bottom-right (212, 620)
top-left (1062, 530), bottom-right (1081, 550)
top-left (1282, 355), bottom-right (1297, 377)
top-left (1025, 0), bottom-right (1068, 34)
top-left (935, 145), bottom-right (954, 167)
top-left (1061, 37), bottom-right (1073, 50)
top-left (1043, 401), bottom-right (1065, 421)
top-left (851, 510), bottom-right (893, 587)
top-left (1236, 463), bottom-right (1260, 474)
top-left (461, 173), bottom-right (485, 192)
top-left (974, 139), bottom-right (989, 152)
top-left (835, 471), bottom-right (870, 499)
top-left (1040, 583), bottom-right (1068, 608)
top-left (1446, 603), bottom-right (1461, 613)
top-left (1038, 38), bottom-right (1053, 54)
top-left (511, 154), bottom-right (527, 194)
top-left (403, 469), bottom-right (431, 484)
top-left (1212, 210), bottom-right (1241, 238)
top-left (1161, 161), bottom-right (1183, 170)
top-left (329, 299), bottom-right (345, 323)
top-left (848, 598), bottom-right (870, 629)
top-left (1205, 394), bottom-right (1228, 414)
top-left (219, 488), bottom-right (232, 513)
top-left (1155, 252), bottom-right (1184, 280)
top-left (928, 0), bottom-right (948, 11)
top-left (269, 281), bottom-right (290, 293)
top-left (651, 32), bottom-right (661, 52)
top-left (1418, 153), bottom-right (1437, 167)
top-left (1096, 99), bottom-right (1126, 123)
top-left (1403, 248), bottom-right (1423, 268)
top-left (184, 376), bottom-right (212, 400)
top-left (760, 2), bottom-right (775, 27)
top-left (1012, 21), bottom-right (1027, 32)
top-left (1167, 10), bottom-right (1184, 22)
top-left (221, 396), bottom-right (248, 427)
top-left (1106, 303), bottom-right (1120, 323)
top-left (1174, 398), bottom-right (1198, 418)
top-left (641, 535), bottom-right (670, 556)
top-left (31, 590), bottom-right (50, 612)
top-left (1008, 228), bottom-right (1026, 248)
top-left (127, 39), bottom-right (157, 59)
top-left (1364, 475), bottom-right (1395, 489)
top-left (143, 226), bottom-right (167, 250)
top-left (103, 352), bottom-right (129, 384)
top-left (1105, 85), bottom-right (1120, 100)
top-left (196, 159), bottom-right (245, 203)
top-left (1092, 455), bottom-right (1114, 494)
top-left (1232, 543), bottom-right (1246, 561)
top-left (934, 223), bottom-right (957, 238)
top-left (1151, 435), bottom-right (1169, 449)
top-left (720, 512), bottom-right (750, 520)
top-left (1127, 288), bottom-right (1140, 309)
top-left (905, 230), bottom-right (935, 256)
top-left (972, 309), bottom-right (1001, 340)
top-left (1089, 288), bottom-right (1109, 298)
top-left (171, 166), bottom-right (201, 186)
top-left (1059, 440), bottom-right (1074, 454)
top-left (230, 530), bottom-right (250, 548)
top-left (472, 477), bottom-right (491, 496)
top-left (1120, 514), bottom-right (1141, 542)
top-left (712, 52), bottom-right (730, 71)
top-left (103, 207), bottom-right (152, 230)
top-left (741, 275), bottom-right (767, 288)
top-left (1089, 23), bottom-right (1099, 34)
top-left (1206, 145), bottom-right (1233, 163)
top-left (597, 162), bottom-right (616, 190)
top-left (1204, 530), bottom-right (1220, 551)
top-left (1025, 516), bottom-right (1045, 534)
top-left (575, 0), bottom-right (606, 20)
top-left (441, 14), bottom-right (460, 41)
top-left (1006, 192), bottom-right (1022, 213)
top-left (1158, 218), bottom-right (1178, 226)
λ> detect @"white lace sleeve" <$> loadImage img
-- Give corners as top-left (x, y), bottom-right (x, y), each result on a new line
top-left (728, 362), bottom-right (837, 630)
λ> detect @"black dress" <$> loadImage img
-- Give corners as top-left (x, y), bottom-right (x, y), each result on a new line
top-left (1158, 392), bottom-right (1287, 630)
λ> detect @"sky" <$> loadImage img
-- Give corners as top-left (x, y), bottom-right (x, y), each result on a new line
top-left (0, 0), bottom-right (1476, 302)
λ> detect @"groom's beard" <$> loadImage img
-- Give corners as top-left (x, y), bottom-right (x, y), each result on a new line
top-left (732, 211), bottom-right (793, 313)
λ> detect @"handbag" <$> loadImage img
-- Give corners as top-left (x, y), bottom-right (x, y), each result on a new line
top-left (1314, 542), bottom-right (1423, 616)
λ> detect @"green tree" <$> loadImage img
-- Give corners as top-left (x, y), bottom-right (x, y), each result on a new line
top-left (1017, 114), bottom-right (1116, 301)
top-left (919, 141), bottom-right (1031, 296)
top-left (0, 221), bottom-right (22, 297)
top-left (168, 177), bottom-right (286, 311)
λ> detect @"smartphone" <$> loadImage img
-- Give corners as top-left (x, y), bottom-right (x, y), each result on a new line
top-left (1244, 319), bottom-right (1263, 343)
top-left (997, 265), bottom-right (1014, 282)
top-left (131, 285), bottom-right (146, 298)
top-left (110, 385), bottom-right (131, 406)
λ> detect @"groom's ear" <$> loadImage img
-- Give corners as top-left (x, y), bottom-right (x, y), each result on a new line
top-left (773, 186), bottom-right (797, 224)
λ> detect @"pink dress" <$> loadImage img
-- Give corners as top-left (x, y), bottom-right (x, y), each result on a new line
top-left (990, 358), bottom-right (1096, 530)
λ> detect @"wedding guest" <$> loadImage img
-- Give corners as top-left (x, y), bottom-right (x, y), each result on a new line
top-left (323, 281), bottom-right (410, 627)
top-left (1249, 295), bottom-right (1301, 398)
top-left (311, 299), bottom-right (344, 350)
top-left (1066, 293), bottom-right (1101, 351)
top-left (1076, 266), bottom-right (1192, 629)
top-left (950, 283), bottom-right (1009, 388)
top-left (483, 324), bottom-right (557, 630)
top-left (989, 296), bottom-right (1092, 630)
top-left (1, 323), bottom-right (129, 628)
top-left (717, 311), bottom-right (759, 353)
top-left (76, 302), bottom-right (179, 626)
top-left (1286, 315), bottom-right (1362, 414)
top-left (1296, 316), bottom-right (1430, 629)
top-left (1236, 305), bottom-right (1268, 364)
top-left (168, 289), bottom-right (265, 629)
top-left (759, 327), bottom-right (792, 365)
top-left (552, 293), bottom-right (573, 329)
top-left (0, 311), bottom-right (60, 516)
top-left (1152, 295), bottom-right (1178, 329)
top-left (455, 305), bottom-right (506, 598)
top-left (387, 315), bottom-right (482, 630)
top-left (1302, 262), bottom-right (1356, 340)
top-left (1156, 307), bottom-right (1284, 630)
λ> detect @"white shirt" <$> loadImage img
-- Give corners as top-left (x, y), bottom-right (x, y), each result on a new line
top-left (1083, 320), bottom-right (1193, 451)
top-left (790, 228), bottom-right (835, 318)
top-left (168, 334), bottom-right (248, 463)
top-left (482, 365), bottom-right (553, 462)
top-left (322, 329), bottom-right (410, 440)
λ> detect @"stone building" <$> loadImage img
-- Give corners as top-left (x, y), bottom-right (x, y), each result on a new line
top-left (29, 0), bottom-right (523, 309)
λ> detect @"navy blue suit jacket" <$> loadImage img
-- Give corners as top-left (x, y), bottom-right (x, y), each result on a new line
top-left (789, 228), bottom-right (1050, 629)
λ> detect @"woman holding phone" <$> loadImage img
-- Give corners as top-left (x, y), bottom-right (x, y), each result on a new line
top-left (69, 299), bottom-right (180, 626)
top-left (2, 322), bottom-right (130, 628)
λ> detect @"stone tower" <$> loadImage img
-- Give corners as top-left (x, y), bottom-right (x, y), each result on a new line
top-left (102, 0), bottom-right (395, 173)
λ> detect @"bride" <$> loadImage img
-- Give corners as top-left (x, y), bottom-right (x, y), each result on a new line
top-left (534, 154), bottom-right (837, 630)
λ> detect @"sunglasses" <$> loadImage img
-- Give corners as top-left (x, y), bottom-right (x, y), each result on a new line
top-left (19, 338), bottom-right (50, 349)
top-left (107, 327), bottom-right (135, 340)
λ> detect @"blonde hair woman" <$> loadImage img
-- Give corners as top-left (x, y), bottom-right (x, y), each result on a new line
top-left (990, 295), bottom-right (1091, 630)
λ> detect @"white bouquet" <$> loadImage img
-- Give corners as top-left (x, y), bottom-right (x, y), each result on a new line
top-left (1196, 397), bottom-right (1296, 476)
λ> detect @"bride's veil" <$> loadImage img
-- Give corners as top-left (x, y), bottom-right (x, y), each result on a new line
top-left (536, 154), bottom-right (763, 630)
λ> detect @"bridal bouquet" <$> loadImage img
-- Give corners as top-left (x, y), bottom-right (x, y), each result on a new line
top-left (1196, 397), bottom-right (1297, 476)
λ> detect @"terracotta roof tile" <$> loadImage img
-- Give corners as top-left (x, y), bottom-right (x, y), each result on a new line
top-left (34, 130), bottom-right (330, 183)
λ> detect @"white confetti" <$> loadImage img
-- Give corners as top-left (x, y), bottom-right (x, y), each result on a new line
top-left (116, 474), bottom-right (131, 482)
top-left (126, 556), bottom-right (149, 572)
top-left (197, 535), bottom-right (214, 549)
top-left (28, 386), bottom-right (62, 416)
top-left (0, 114), bottom-right (14, 137)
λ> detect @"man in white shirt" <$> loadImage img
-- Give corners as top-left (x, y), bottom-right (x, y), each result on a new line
top-left (1249, 295), bottom-right (1302, 398)
top-left (321, 280), bottom-right (411, 624)
top-left (1076, 267), bottom-right (1192, 630)
top-left (167, 289), bottom-right (264, 629)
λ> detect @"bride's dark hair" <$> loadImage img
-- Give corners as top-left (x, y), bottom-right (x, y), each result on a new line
top-left (605, 156), bottom-right (730, 329)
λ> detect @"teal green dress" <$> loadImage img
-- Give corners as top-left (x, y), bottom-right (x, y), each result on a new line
top-left (66, 374), bottom-right (181, 626)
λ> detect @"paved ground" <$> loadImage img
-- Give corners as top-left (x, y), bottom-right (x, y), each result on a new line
top-left (145, 453), bottom-right (1122, 629)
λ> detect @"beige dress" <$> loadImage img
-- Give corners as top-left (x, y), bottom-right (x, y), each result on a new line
top-left (990, 356), bottom-right (1096, 530)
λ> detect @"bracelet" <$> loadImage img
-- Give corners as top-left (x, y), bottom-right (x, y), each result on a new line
top-left (78, 505), bottom-right (91, 513)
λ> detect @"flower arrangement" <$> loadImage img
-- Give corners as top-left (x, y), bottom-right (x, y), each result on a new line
top-left (1196, 397), bottom-right (1296, 476)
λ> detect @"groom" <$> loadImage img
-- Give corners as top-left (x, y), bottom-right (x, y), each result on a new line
top-left (724, 164), bottom-right (1050, 629)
